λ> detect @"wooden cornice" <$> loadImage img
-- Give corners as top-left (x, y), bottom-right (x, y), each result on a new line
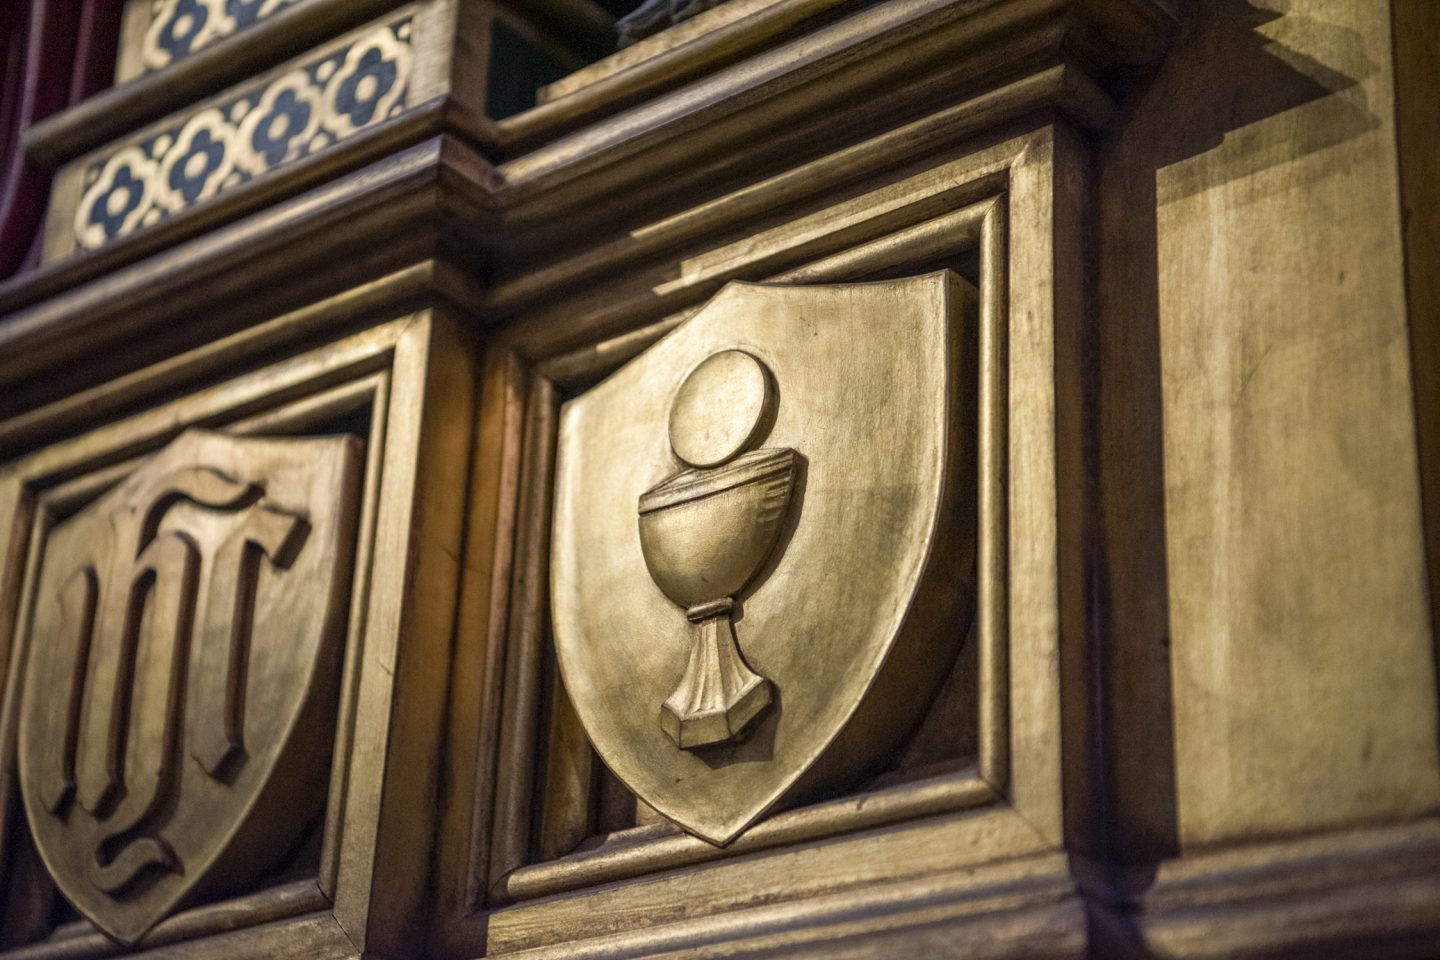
top-left (0, 0), bottom-right (1182, 418)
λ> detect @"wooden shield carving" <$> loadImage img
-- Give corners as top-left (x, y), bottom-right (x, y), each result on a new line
top-left (18, 429), bottom-right (360, 945)
top-left (552, 273), bottom-right (976, 845)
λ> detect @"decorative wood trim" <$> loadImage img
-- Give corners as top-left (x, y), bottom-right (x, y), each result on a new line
top-left (48, 7), bottom-right (424, 260)
top-left (1, 910), bottom-right (352, 960)
top-left (37, 0), bottom-right (410, 168)
top-left (1390, 0), bottom-right (1440, 675)
top-left (501, 849), bottom-right (1088, 960)
top-left (533, 0), bottom-right (837, 106)
top-left (483, 376), bottom-right (559, 892)
top-left (497, 769), bottom-right (1000, 904)
top-left (4, 882), bottom-right (332, 960)
top-left (0, 261), bottom-right (468, 456)
top-left (0, 138), bottom-right (491, 408)
top-left (1, 0), bottom-right (1170, 378)
top-left (433, 346), bottom-right (529, 938)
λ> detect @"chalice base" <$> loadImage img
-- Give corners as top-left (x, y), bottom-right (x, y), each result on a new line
top-left (661, 613), bottom-right (772, 749)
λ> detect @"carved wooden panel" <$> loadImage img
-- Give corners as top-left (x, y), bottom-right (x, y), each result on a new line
top-left (73, 14), bottom-right (415, 254)
top-left (422, 127), bottom-right (1082, 960)
top-left (18, 429), bottom-right (360, 945)
top-left (551, 275), bottom-right (976, 845)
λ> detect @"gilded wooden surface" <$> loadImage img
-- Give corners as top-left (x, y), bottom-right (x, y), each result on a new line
top-left (0, 0), bottom-right (1438, 956)
top-left (1092, 0), bottom-right (1440, 858)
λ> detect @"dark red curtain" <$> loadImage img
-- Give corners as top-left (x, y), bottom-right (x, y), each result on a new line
top-left (0, 0), bottom-right (121, 279)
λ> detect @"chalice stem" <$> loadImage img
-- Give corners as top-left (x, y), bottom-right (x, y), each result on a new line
top-left (660, 604), bottom-right (772, 749)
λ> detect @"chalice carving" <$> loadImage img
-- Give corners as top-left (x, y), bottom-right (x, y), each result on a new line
top-left (638, 350), bottom-right (799, 749)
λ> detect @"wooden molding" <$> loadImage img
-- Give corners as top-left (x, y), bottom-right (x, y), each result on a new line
top-left (1083, 819), bottom-right (1440, 960)
top-left (2, 0), bottom-right (1175, 372)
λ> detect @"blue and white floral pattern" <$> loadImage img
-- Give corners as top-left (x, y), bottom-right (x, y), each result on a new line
top-left (144, 0), bottom-right (219, 67)
top-left (157, 109), bottom-right (236, 211)
top-left (237, 73), bottom-right (321, 173)
top-left (141, 0), bottom-right (299, 73)
top-left (76, 148), bottom-right (159, 250)
top-left (220, 0), bottom-right (289, 31)
top-left (322, 30), bottom-right (409, 138)
top-left (76, 18), bottom-right (412, 253)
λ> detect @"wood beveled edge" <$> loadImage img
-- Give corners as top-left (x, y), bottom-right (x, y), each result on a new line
top-left (0, 135), bottom-right (446, 353)
top-left (535, 0), bottom-right (830, 104)
top-left (0, 881), bottom-right (336, 960)
top-left (329, 310), bottom-right (479, 957)
top-left (527, 195), bottom-right (1001, 390)
top-left (0, 67), bottom-right (1102, 391)
top-left (0, 317), bottom-right (413, 487)
top-left (487, 200), bottom-right (1012, 908)
top-left (483, 376), bottom-right (560, 893)
top-left (528, 198), bottom-right (999, 387)
top-left (493, 768), bottom-right (999, 905)
top-left (499, 119), bottom-right (1068, 364)
top-left (532, 179), bottom-right (1005, 387)
top-left (0, 263), bottom-right (455, 456)
top-left (430, 348), bottom-right (529, 936)
top-left (0, 136), bottom-right (491, 398)
top-left (976, 193), bottom-right (1010, 793)
top-left (319, 372), bottom-right (395, 901)
top-left (492, 846), bottom-right (1084, 960)
top-left (513, 0), bottom-right (852, 148)
top-left (495, 0), bottom-right (1098, 183)
top-left (32, 375), bottom-right (389, 517)
top-left (1078, 817), bottom-right (1440, 960)
top-left (490, 820), bottom-right (1440, 960)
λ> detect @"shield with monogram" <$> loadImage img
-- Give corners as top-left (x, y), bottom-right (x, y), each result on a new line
top-left (17, 429), bottom-right (360, 945)
top-left (551, 273), bottom-right (977, 845)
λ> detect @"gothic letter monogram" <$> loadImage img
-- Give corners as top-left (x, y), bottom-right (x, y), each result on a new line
top-left (18, 429), bottom-right (360, 945)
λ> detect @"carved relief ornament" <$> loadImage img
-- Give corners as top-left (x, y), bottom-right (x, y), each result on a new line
top-left (17, 429), bottom-right (361, 945)
top-left (551, 273), bottom-right (977, 845)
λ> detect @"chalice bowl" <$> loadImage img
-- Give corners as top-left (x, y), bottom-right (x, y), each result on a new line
top-left (638, 350), bottom-right (798, 749)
